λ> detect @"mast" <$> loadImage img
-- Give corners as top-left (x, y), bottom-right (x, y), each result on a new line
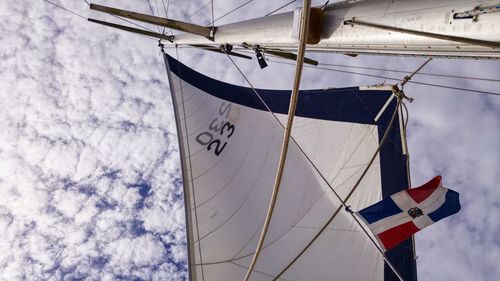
top-left (81, 1), bottom-right (496, 281)
top-left (89, 0), bottom-right (500, 59)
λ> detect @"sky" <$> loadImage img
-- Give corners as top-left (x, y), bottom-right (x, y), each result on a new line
top-left (0, 0), bottom-right (499, 280)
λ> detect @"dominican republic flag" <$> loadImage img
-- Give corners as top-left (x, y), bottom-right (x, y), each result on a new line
top-left (357, 176), bottom-right (461, 251)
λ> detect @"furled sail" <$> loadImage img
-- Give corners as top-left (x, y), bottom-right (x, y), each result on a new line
top-left (164, 53), bottom-right (417, 281)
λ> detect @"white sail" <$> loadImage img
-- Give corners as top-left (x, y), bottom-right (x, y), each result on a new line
top-left (165, 54), bottom-right (416, 281)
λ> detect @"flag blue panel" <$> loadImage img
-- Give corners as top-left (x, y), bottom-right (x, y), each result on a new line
top-left (428, 190), bottom-right (461, 222)
top-left (358, 197), bottom-right (403, 224)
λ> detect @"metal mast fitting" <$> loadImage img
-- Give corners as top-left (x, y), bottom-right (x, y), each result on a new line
top-left (292, 7), bottom-right (324, 44)
top-left (344, 17), bottom-right (500, 49)
top-left (89, 3), bottom-right (214, 39)
top-left (453, 4), bottom-right (500, 22)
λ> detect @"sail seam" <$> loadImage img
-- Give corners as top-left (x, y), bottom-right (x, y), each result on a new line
top-left (191, 115), bottom-right (269, 208)
top-left (196, 159), bottom-right (371, 266)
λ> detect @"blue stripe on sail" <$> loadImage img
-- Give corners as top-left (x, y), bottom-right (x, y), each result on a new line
top-left (428, 190), bottom-right (461, 222)
top-left (166, 55), bottom-right (390, 125)
top-left (165, 55), bottom-right (416, 281)
top-left (358, 197), bottom-right (403, 224)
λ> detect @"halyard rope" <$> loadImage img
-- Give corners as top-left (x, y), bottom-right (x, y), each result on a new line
top-left (243, 0), bottom-right (311, 280)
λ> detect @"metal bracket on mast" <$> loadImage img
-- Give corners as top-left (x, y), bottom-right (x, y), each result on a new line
top-left (453, 4), bottom-right (500, 22)
top-left (344, 17), bottom-right (500, 49)
top-left (193, 44), bottom-right (252, 60)
top-left (242, 42), bottom-right (319, 68)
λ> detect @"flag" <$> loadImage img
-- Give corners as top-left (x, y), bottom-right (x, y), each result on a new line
top-left (357, 176), bottom-right (461, 251)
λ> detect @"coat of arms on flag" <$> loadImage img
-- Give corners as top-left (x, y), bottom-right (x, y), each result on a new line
top-left (357, 176), bottom-right (461, 251)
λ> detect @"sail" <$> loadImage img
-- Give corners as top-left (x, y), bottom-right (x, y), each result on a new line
top-left (164, 53), bottom-right (417, 281)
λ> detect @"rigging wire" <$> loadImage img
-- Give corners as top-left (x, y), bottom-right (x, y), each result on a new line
top-left (45, 0), bottom-right (157, 41)
top-left (207, 49), bottom-right (412, 280)
top-left (224, 54), bottom-right (409, 281)
top-left (408, 80), bottom-right (500, 96)
top-left (186, 1), bottom-right (212, 20)
top-left (154, 0), bottom-right (160, 21)
top-left (80, 0), bottom-right (158, 34)
top-left (161, 0), bottom-right (169, 18)
top-left (144, 0), bottom-right (163, 33)
top-left (217, 47), bottom-right (499, 84)
top-left (210, 0), bottom-right (216, 29)
top-left (160, 0), bottom-right (170, 34)
top-left (205, 0), bottom-right (298, 26)
top-left (206, 0), bottom-right (254, 26)
top-left (400, 57), bottom-right (433, 88)
top-left (222, 39), bottom-right (439, 281)
top-left (320, 62), bottom-right (500, 83)
top-left (43, 0), bottom-right (86, 20)
top-left (265, 0), bottom-right (298, 16)
top-left (161, 45), bottom-right (500, 96)
top-left (226, 48), bottom-right (407, 280)
top-left (269, 59), bottom-right (500, 96)
top-left (212, 0), bottom-right (252, 24)
top-left (222, 26), bottom-right (406, 281)
top-left (49, 0), bottom-right (160, 36)
top-left (272, 96), bottom-right (406, 281)
top-left (145, 0), bottom-right (156, 17)
top-left (47, 1), bottom-right (496, 278)
top-left (110, 15), bottom-right (157, 33)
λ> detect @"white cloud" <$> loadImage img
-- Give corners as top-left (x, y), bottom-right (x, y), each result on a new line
top-left (105, 234), bottom-right (167, 267)
top-left (0, 0), bottom-right (498, 280)
top-left (0, 0), bottom-right (187, 279)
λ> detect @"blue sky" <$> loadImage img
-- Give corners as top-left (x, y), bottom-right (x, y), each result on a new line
top-left (0, 0), bottom-right (499, 280)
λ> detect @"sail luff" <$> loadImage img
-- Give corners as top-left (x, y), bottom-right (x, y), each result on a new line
top-left (164, 52), bottom-right (200, 281)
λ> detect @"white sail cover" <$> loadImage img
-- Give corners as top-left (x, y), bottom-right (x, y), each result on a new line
top-left (164, 54), bottom-right (417, 281)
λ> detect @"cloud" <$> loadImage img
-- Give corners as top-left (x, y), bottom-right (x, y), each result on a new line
top-left (0, 0), bottom-right (187, 280)
top-left (1, 0), bottom-right (499, 280)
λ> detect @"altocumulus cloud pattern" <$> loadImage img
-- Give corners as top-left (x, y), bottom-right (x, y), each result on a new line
top-left (1, 0), bottom-right (500, 280)
top-left (0, 0), bottom-right (188, 280)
